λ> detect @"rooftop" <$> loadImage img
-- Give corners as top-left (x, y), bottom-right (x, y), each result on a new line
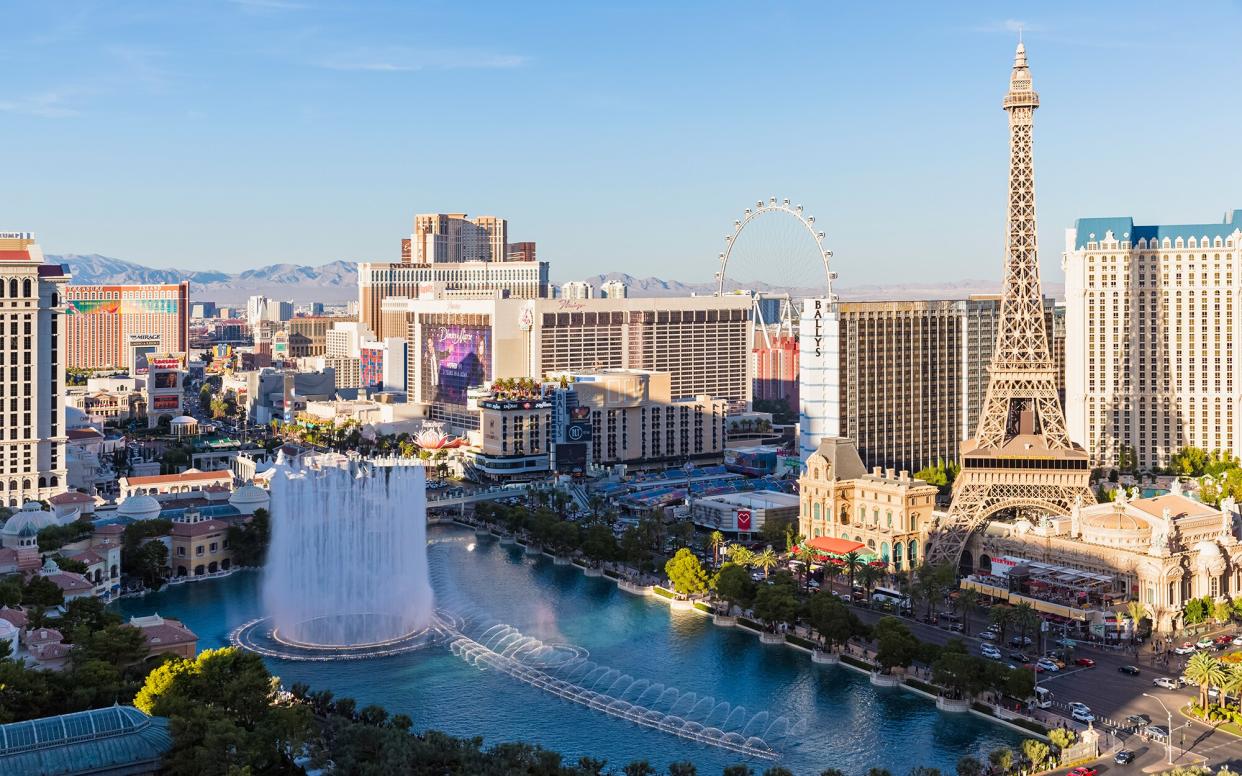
top-left (1130, 493), bottom-right (1218, 520)
top-left (122, 469), bottom-right (231, 487)
top-left (0, 706), bottom-right (171, 774)
top-left (1073, 210), bottom-right (1242, 250)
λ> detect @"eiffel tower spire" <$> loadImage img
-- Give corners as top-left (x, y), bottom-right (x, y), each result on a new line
top-left (924, 43), bottom-right (1094, 569)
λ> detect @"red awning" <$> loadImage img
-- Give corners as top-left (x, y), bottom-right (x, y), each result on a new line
top-left (806, 537), bottom-right (866, 556)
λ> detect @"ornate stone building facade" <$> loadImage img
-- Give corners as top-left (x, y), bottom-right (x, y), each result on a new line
top-left (798, 438), bottom-right (939, 571)
top-left (964, 482), bottom-right (1241, 633)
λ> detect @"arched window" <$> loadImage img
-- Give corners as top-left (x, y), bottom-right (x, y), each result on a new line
top-left (910, 513), bottom-right (919, 532)
top-left (881, 542), bottom-right (890, 562)
top-left (812, 503), bottom-right (821, 521)
top-left (894, 542), bottom-right (904, 570)
top-left (839, 505), bottom-right (848, 525)
top-left (21, 279), bottom-right (30, 298)
top-left (7, 279), bottom-right (15, 298)
top-left (907, 539), bottom-right (919, 564)
top-left (886, 510), bottom-right (893, 528)
top-left (866, 539), bottom-right (875, 549)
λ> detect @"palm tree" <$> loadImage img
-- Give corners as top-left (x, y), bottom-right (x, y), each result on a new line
top-left (989, 606), bottom-right (1014, 648)
top-left (957, 588), bottom-right (980, 636)
top-left (859, 564), bottom-right (884, 602)
top-left (821, 561), bottom-right (843, 594)
top-left (1013, 603), bottom-right (1039, 648)
top-left (709, 531), bottom-right (726, 567)
top-left (1220, 664), bottom-right (1242, 713)
top-left (752, 547), bottom-right (780, 579)
top-left (728, 544), bottom-right (754, 567)
top-left (1184, 651), bottom-right (1228, 711)
top-left (842, 551), bottom-right (864, 596)
top-left (1127, 600), bottom-right (1149, 643)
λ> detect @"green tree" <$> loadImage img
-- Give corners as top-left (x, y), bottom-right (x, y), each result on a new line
top-left (987, 747), bottom-right (1013, 773)
top-left (1020, 739), bottom-right (1050, 771)
top-left (622, 762), bottom-right (656, 776)
top-left (752, 577), bottom-right (799, 631)
top-left (1184, 651), bottom-right (1228, 710)
top-left (842, 551), bottom-right (865, 594)
top-left (709, 530), bottom-right (726, 566)
top-left (1171, 446), bottom-right (1210, 477)
top-left (227, 508), bottom-right (271, 567)
top-left (58, 597), bottom-right (122, 642)
top-left (872, 616), bottom-right (919, 674)
top-left (713, 562), bottom-right (757, 614)
top-left (664, 548), bottom-right (710, 596)
top-left (988, 606), bottom-right (1014, 647)
top-left (955, 756), bottom-right (983, 776)
top-left (135, 647), bottom-right (313, 775)
top-left (1047, 728), bottom-right (1076, 750)
top-left (668, 762), bottom-right (698, 776)
top-left (22, 575), bottom-right (64, 608)
top-left (807, 590), bottom-right (863, 652)
top-left (956, 588), bottom-right (979, 636)
top-left (751, 546), bottom-right (780, 579)
top-left (37, 518), bottom-right (95, 552)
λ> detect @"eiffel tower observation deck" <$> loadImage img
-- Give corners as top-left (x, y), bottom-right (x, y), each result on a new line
top-left (924, 43), bottom-right (1095, 570)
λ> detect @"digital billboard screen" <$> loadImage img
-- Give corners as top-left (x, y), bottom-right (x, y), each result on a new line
top-left (421, 324), bottom-right (491, 405)
top-left (555, 442), bottom-right (587, 475)
top-left (152, 372), bottom-right (178, 389)
top-left (152, 395), bottom-right (180, 410)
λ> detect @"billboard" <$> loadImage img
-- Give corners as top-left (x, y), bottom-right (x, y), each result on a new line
top-left (152, 372), bottom-right (179, 389)
top-left (152, 395), bottom-right (179, 410)
top-left (555, 442), bottom-right (588, 475)
top-left (736, 510), bottom-right (753, 531)
top-left (421, 324), bottom-right (491, 405)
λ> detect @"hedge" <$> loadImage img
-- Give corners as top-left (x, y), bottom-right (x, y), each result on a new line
top-left (693, 602), bottom-right (713, 613)
top-left (840, 654), bottom-right (874, 671)
top-left (737, 617), bottom-right (764, 631)
top-left (787, 634), bottom-right (816, 650)
top-left (652, 586), bottom-right (675, 600)
top-left (603, 569), bottom-right (620, 579)
top-left (904, 677), bottom-right (937, 694)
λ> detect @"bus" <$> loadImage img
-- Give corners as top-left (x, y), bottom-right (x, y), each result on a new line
top-left (870, 587), bottom-right (910, 609)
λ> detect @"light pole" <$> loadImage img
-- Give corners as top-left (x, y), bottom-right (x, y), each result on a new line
top-left (1143, 692), bottom-right (1174, 765)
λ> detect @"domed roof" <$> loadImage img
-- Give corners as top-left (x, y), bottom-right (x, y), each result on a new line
top-left (1, 507), bottom-right (58, 537)
top-left (228, 484), bottom-right (269, 510)
top-left (117, 494), bottom-right (163, 521)
top-left (171, 415), bottom-right (196, 425)
top-left (1082, 510), bottom-right (1149, 532)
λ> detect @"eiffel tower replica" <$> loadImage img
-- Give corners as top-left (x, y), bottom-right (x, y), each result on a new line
top-left (924, 42), bottom-right (1094, 569)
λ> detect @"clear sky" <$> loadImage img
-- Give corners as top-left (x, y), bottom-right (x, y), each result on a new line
top-left (3, 1), bottom-right (1239, 286)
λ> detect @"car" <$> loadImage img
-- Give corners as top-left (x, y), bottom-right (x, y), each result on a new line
top-left (1068, 767), bottom-right (1098, 776)
top-left (1215, 635), bottom-right (1233, 646)
top-left (1233, 635), bottom-right (1242, 646)
top-left (1009, 635), bottom-right (1033, 647)
top-left (1118, 665), bottom-right (1141, 676)
top-left (980, 631), bottom-right (998, 641)
top-left (1174, 642), bottom-right (1198, 655)
top-left (1071, 707), bottom-right (1095, 724)
top-left (1124, 713), bottom-right (1151, 727)
top-left (1068, 701), bottom-right (1090, 712)
top-left (1197, 637), bottom-right (1215, 649)
top-left (1114, 750), bottom-right (1135, 765)
top-left (1074, 657), bottom-right (1096, 667)
top-left (981, 646), bottom-right (1003, 660)
top-left (947, 622), bottom-right (964, 633)
top-left (1055, 637), bottom-right (1077, 648)
top-left (1144, 724), bottom-right (1170, 741)
top-left (1043, 655), bottom-right (1067, 668)
top-left (1009, 652), bottom-right (1032, 663)
top-left (1036, 658), bottom-right (1060, 672)
top-left (1152, 676), bottom-right (1179, 690)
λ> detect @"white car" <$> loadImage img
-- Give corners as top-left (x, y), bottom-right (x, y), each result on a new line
top-left (980, 631), bottom-right (998, 641)
top-left (1233, 635), bottom-right (1242, 647)
top-left (1071, 707), bottom-right (1095, 724)
top-left (981, 645), bottom-right (1002, 660)
top-left (1068, 701), bottom-right (1090, 713)
top-left (1036, 659), bottom-right (1060, 672)
top-left (1152, 677), bottom-right (1179, 690)
top-left (1173, 642), bottom-right (1198, 655)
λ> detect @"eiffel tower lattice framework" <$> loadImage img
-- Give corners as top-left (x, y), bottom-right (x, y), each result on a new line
top-left (924, 43), bottom-right (1095, 569)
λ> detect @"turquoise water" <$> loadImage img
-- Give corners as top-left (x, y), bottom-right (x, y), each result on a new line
top-left (115, 525), bottom-right (1021, 774)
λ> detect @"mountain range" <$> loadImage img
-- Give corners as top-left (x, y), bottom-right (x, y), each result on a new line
top-left (48, 255), bottom-right (1063, 304)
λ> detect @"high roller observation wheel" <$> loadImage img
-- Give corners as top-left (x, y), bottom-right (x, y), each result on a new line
top-left (715, 196), bottom-right (838, 299)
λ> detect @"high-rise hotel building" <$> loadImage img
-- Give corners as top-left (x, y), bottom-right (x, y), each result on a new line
top-left (825, 297), bottom-right (1062, 474)
top-left (0, 232), bottom-right (69, 504)
top-left (1063, 210), bottom-right (1242, 470)
top-left (65, 282), bottom-right (189, 369)
top-left (360, 212), bottom-right (549, 338)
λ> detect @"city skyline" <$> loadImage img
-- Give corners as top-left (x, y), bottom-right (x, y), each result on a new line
top-left (4, 1), bottom-right (1240, 286)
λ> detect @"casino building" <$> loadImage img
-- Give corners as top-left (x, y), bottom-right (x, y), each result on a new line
top-left (65, 282), bottom-right (189, 370)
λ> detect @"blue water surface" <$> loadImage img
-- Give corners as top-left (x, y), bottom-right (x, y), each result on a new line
top-left (115, 525), bottom-right (1022, 775)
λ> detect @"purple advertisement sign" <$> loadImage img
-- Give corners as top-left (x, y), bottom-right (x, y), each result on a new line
top-left (422, 324), bottom-right (491, 405)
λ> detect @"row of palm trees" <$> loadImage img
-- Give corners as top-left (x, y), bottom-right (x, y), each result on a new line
top-left (1184, 650), bottom-right (1242, 715)
top-left (705, 529), bottom-right (884, 596)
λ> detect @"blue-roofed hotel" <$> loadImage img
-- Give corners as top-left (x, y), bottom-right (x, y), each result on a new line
top-left (1062, 210), bottom-right (1242, 471)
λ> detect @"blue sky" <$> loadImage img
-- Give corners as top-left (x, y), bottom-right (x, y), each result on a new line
top-left (2, 1), bottom-right (1240, 286)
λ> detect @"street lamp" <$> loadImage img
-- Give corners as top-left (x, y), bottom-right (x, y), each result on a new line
top-left (1142, 692), bottom-right (1174, 765)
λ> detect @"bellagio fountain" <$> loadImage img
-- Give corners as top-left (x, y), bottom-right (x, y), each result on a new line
top-left (232, 453), bottom-right (439, 660)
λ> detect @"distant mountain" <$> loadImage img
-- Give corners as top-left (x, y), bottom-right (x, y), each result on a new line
top-left (50, 254), bottom-right (360, 304)
top-left (50, 255), bottom-right (1062, 305)
top-left (578, 272), bottom-right (1064, 301)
